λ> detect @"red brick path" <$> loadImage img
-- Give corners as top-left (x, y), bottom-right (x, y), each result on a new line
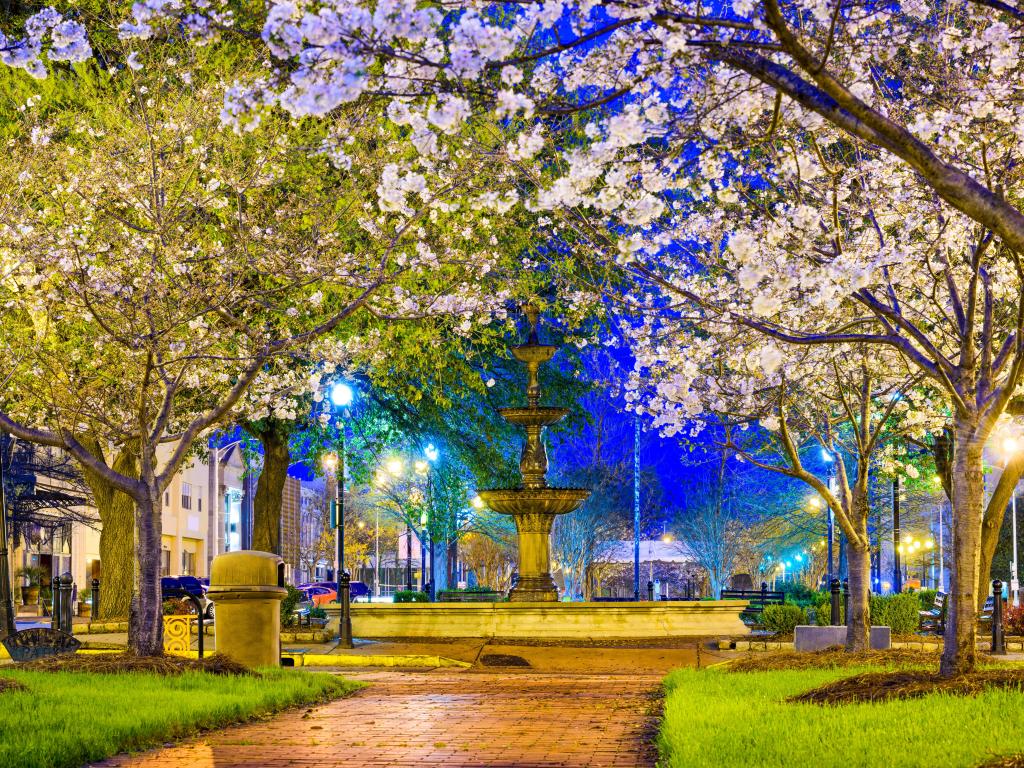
top-left (94, 669), bottom-right (662, 767)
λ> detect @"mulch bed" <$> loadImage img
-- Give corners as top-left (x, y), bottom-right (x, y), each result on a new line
top-left (727, 647), bottom-right (943, 673)
top-left (19, 652), bottom-right (251, 676)
top-left (0, 677), bottom-right (27, 693)
top-left (790, 668), bottom-right (1024, 705)
top-left (979, 756), bottom-right (1024, 767)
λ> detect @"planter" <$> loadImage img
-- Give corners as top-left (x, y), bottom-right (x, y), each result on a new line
top-left (77, 601), bottom-right (91, 617)
top-left (22, 586), bottom-right (39, 606)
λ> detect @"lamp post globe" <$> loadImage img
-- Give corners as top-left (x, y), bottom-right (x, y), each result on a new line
top-left (330, 382), bottom-right (354, 408)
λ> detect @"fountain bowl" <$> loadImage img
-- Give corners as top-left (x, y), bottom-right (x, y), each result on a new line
top-left (497, 406), bottom-right (569, 428)
top-left (512, 344), bottom-right (557, 365)
top-left (478, 487), bottom-right (590, 517)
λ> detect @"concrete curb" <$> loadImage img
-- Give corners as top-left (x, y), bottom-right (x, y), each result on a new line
top-left (284, 653), bottom-right (471, 668)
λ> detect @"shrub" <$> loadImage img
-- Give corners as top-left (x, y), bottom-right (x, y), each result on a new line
top-left (308, 606), bottom-right (327, 620)
top-left (917, 588), bottom-right (939, 610)
top-left (761, 604), bottom-right (807, 635)
top-left (280, 585), bottom-right (304, 627)
top-left (813, 594), bottom-right (844, 626)
top-left (1005, 606), bottom-right (1024, 636)
top-left (394, 590), bottom-right (429, 603)
top-left (870, 593), bottom-right (920, 634)
top-left (778, 582), bottom-right (818, 608)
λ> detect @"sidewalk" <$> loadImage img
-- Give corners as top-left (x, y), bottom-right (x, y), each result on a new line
top-left (92, 668), bottom-right (664, 767)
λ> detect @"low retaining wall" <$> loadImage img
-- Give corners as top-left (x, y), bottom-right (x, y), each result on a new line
top-left (348, 600), bottom-right (750, 639)
top-left (794, 625), bottom-right (891, 651)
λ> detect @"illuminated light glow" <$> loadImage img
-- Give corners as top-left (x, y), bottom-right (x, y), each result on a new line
top-left (414, 459), bottom-right (429, 474)
top-left (1005, 437), bottom-right (1020, 456)
top-left (322, 453), bottom-right (338, 471)
top-left (424, 443), bottom-right (440, 462)
top-left (809, 497), bottom-right (822, 509)
top-left (471, 495), bottom-right (485, 510)
top-left (386, 458), bottom-right (403, 476)
top-left (330, 382), bottom-right (354, 408)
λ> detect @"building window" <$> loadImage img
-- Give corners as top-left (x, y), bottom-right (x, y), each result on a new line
top-left (182, 550), bottom-right (195, 576)
top-left (181, 482), bottom-right (192, 510)
top-left (160, 548), bottom-right (171, 577)
top-left (198, 495), bottom-right (202, 513)
top-left (164, 491), bottom-right (170, 506)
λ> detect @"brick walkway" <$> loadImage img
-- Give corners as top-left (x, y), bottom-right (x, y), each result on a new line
top-left (93, 669), bottom-right (663, 767)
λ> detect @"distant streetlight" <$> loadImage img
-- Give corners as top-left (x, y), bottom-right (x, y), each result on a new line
top-left (471, 495), bottom-right (485, 510)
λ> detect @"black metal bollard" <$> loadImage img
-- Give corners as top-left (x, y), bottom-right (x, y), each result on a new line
top-left (50, 575), bottom-right (61, 631)
top-left (842, 579), bottom-right (850, 627)
top-left (830, 578), bottom-right (842, 626)
top-left (993, 579), bottom-right (1007, 655)
top-left (647, 580), bottom-right (655, 601)
top-left (59, 573), bottom-right (73, 633)
top-left (339, 572), bottom-right (353, 649)
top-left (91, 578), bottom-right (100, 621)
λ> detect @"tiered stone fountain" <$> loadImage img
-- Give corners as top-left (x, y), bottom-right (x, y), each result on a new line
top-left (478, 305), bottom-right (590, 602)
top-left (346, 305), bottom-right (750, 640)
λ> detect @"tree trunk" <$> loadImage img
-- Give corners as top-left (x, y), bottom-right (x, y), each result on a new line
top-left (941, 420), bottom-right (985, 677)
top-left (250, 423), bottom-right (291, 555)
top-left (78, 442), bottom-right (138, 620)
top-left (129, 455), bottom-right (163, 657)
top-left (977, 455), bottom-right (1024, 609)
top-left (846, 539), bottom-right (871, 651)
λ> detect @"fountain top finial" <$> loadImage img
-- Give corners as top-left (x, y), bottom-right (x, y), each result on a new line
top-left (522, 303), bottom-right (540, 345)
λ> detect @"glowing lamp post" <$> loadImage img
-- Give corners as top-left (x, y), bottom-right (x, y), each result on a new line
top-left (327, 381), bottom-right (354, 648)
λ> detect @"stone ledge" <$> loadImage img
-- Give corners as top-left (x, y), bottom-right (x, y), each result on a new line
top-left (280, 631), bottom-right (329, 643)
top-left (348, 601), bottom-right (750, 640)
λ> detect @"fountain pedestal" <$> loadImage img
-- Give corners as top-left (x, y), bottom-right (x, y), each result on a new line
top-left (478, 306), bottom-right (590, 603)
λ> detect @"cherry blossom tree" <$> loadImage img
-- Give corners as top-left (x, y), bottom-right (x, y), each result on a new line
top-left (633, 309), bottom-right (936, 649)
top-left (0, 28), bottom-right (512, 655)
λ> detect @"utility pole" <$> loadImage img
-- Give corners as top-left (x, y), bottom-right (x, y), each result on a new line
top-left (633, 417), bottom-right (640, 601)
top-left (892, 477), bottom-right (902, 593)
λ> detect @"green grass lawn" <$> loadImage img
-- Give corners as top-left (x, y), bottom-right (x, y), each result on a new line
top-left (660, 665), bottom-right (1024, 768)
top-left (0, 668), bottom-right (362, 768)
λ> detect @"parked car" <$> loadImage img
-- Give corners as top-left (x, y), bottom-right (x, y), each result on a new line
top-left (161, 576), bottom-right (214, 619)
top-left (297, 581), bottom-right (370, 602)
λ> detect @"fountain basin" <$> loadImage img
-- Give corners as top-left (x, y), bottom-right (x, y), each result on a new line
top-left (478, 487), bottom-right (590, 516)
top-left (349, 601), bottom-right (751, 640)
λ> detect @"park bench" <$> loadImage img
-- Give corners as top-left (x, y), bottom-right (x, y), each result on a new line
top-left (919, 591), bottom-right (946, 633)
top-left (719, 586), bottom-right (785, 616)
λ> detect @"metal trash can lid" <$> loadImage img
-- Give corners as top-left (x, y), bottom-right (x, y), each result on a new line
top-left (210, 550), bottom-right (284, 589)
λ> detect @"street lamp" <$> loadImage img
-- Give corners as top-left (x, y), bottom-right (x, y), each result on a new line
top-left (327, 380), bottom-right (355, 648)
top-left (821, 449), bottom-right (836, 587)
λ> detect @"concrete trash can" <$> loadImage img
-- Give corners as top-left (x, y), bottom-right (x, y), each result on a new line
top-left (208, 551), bottom-right (287, 668)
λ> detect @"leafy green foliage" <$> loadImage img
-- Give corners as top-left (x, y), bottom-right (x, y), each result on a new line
top-left (394, 590), bottom-right (429, 603)
top-left (869, 593), bottom-right (921, 634)
top-left (761, 604), bottom-right (807, 635)
top-left (280, 585), bottom-right (305, 627)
